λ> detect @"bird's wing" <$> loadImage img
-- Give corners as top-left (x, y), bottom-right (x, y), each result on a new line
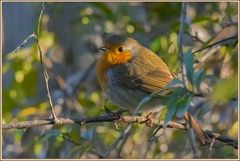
top-left (136, 69), bottom-right (173, 93)
top-left (109, 47), bottom-right (173, 94)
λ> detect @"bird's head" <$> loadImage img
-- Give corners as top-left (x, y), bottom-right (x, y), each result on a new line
top-left (98, 34), bottom-right (140, 65)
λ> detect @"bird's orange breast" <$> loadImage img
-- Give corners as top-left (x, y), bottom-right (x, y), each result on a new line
top-left (96, 50), bottom-right (132, 91)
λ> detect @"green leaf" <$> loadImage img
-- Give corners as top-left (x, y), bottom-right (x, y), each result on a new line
top-left (164, 104), bottom-right (176, 128)
top-left (192, 16), bottom-right (213, 24)
top-left (169, 86), bottom-right (187, 97)
top-left (193, 68), bottom-right (205, 92)
top-left (91, 3), bottom-right (113, 19)
top-left (163, 95), bottom-right (178, 127)
top-left (150, 36), bottom-right (161, 53)
top-left (165, 78), bottom-right (183, 88)
top-left (163, 85), bottom-right (189, 126)
top-left (183, 50), bottom-right (194, 84)
top-left (176, 95), bottom-right (191, 118)
top-left (64, 126), bottom-right (81, 144)
top-left (211, 74), bottom-right (238, 104)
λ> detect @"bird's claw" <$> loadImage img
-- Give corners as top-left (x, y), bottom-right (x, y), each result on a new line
top-left (140, 112), bottom-right (154, 127)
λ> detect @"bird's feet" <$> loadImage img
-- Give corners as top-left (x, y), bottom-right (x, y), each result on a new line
top-left (104, 106), bottom-right (129, 129)
top-left (104, 106), bottom-right (128, 117)
top-left (140, 112), bottom-right (154, 127)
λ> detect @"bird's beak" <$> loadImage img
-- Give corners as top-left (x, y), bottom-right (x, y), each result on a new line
top-left (98, 47), bottom-right (110, 52)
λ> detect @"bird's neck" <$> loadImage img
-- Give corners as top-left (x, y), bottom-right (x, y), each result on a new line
top-left (96, 52), bottom-right (132, 90)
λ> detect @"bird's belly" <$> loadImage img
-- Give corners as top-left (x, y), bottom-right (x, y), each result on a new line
top-left (105, 72), bottom-right (162, 111)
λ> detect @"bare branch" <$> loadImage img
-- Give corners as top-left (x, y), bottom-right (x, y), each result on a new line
top-left (10, 34), bottom-right (36, 53)
top-left (192, 35), bottom-right (237, 54)
top-left (204, 130), bottom-right (238, 149)
top-left (10, 2), bottom-right (57, 121)
top-left (2, 115), bottom-right (184, 130)
top-left (2, 115), bottom-right (237, 149)
top-left (34, 34), bottom-right (57, 121)
top-left (35, 2), bottom-right (57, 121)
top-left (36, 2), bottom-right (45, 39)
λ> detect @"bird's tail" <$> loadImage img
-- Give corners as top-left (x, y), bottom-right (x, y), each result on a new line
top-left (183, 112), bottom-right (206, 144)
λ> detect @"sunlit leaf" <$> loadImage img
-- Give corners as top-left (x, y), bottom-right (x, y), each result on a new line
top-left (18, 107), bottom-right (41, 118)
top-left (64, 127), bottom-right (81, 144)
top-left (192, 16), bottom-right (215, 24)
top-left (150, 36), bottom-right (161, 53)
top-left (227, 121), bottom-right (238, 138)
top-left (211, 74), bottom-right (237, 104)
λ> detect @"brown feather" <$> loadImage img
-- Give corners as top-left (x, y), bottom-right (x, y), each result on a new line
top-left (129, 46), bottom-right (173, 94)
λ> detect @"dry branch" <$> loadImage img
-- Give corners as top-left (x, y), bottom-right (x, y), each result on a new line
top-left (2, 115), bottom-right (238, 149)
top-left (192, 35), bottom-right (237, 54)
top-left (10, 2), bottom-right (57, 121)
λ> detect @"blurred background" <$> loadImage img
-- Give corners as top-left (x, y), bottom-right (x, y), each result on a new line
top-left (2, 2), bottom-right (238, 159)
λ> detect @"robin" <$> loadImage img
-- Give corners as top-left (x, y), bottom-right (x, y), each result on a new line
top-left (96, 34), bottom-right (206, 144)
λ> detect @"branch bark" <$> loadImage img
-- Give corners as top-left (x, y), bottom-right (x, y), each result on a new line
top-left (2, 115), bottom-right (238, 149)
top-left (2, 115), bottom-right (185, 130)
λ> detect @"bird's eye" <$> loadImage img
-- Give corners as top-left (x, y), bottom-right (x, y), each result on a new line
top-left (118, 46), bottom-right (125, 52)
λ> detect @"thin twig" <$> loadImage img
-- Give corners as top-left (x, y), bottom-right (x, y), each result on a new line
top-left (209, 136), bottom-right (216, 151)
top-left (204, 130), bottom-right (238, 149)
top-left (35, 2), bottom-right (57, 121)
top-left (10, 34), bottom-right (36, 53)
top-left (34, 34), bottom-right (57, 121)
top-left (177, 2), bottom-right (188, 88)
top-left (9, 2), bottom-right (57, 121)
top-left (187, 32), bottom-right (205, 44)
top-left (192, 35), bottom-right (237, 54)
top-left (207, 136), bottom-right (216, 158)
top-left (36, 2), bottom-right (45, 39)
